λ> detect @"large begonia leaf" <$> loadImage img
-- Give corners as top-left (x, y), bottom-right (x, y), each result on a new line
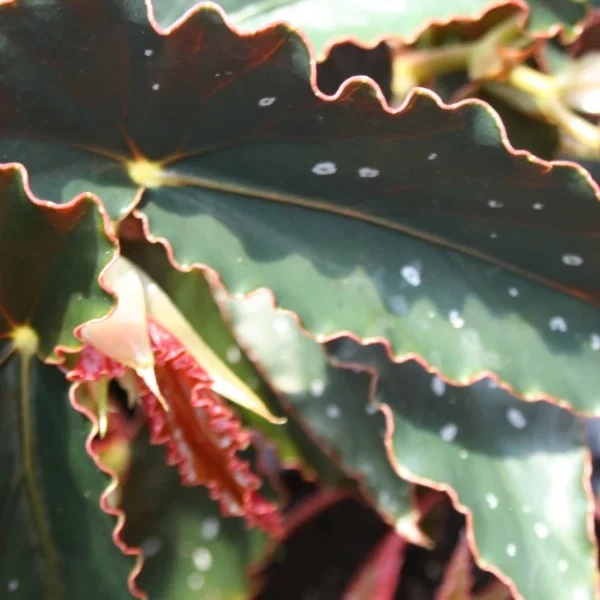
top-left (225, 292), bottom-right (596, 600)
top-left (328, 337), bottom-right (597, 600)
top-left (121, 433), bottom-right (267, 600)
top-left (4, 0), bottom-right (600, 412)
top-left (152, 0), bottom-right (593, 57)
top-left (121, 240), bottom-right (418, 536)
top-left (0, 358), bottom-right (137, 600)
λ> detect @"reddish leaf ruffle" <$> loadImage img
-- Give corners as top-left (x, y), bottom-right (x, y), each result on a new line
top-left (69, 318), bottom-right (283, 536)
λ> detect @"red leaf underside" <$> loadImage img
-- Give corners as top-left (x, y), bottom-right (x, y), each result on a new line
top-left (69, 319), bottom-right (282, 536)
top-left (342, 530), bottom-right (406, 600)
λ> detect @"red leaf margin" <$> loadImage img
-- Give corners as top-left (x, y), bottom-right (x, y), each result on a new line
top-left (69, 382), bottom-right (146, 600)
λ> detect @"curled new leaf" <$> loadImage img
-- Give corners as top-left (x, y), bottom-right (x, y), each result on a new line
top-left (81, 256), bottom-right (284, 424)
top-left (71, 317), bottom-right (282, 535)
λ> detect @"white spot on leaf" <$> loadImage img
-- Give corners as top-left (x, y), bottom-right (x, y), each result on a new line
top-left (562, 254), bottom-right (583, 266)
top-left (401, 265), bottom-right (421, 287)
top-left (144, 49), bottom-right (153, 57)
top-left (428, 153), bottom-right (438, 160)
top-left (440, 423), bottom-right (458, 442)
top-left (449, 310), bottom-right (464, 329)
top-left (506, 544), bottom-right (517, 557)
top-left (507, 408), bottom-right (527, 429)
top-left (312, 161), bottom-right (337, 175)
top-left (258, 96), bottom-right (276, 107)
top-left (508, 287), bottom-right (519, 297)
top-left (151, 83), bottom-right (160, 91)
top-left (431, 376), bottom-right (446, 397)
top-left (533, 202), bottom-right (544, 210)
top-left (459, 449), bottom-right (468, 459)
top-left (226, 346), bottom-right (241, 364)
top-left (326, 404), bottom-right (341, 419)
top-left (591, 333), bottom-right (600, 351)
top-left (200, 518), bottom-right (220, 541)
top-left (485, 493), bottom-right (499, 509)
top-left (549, 316), bottom-right (568, 332)
top-left (192, 548), bottom-right (213, 571)
top-left (488, 200), bottom-right (504, 208)
top-left (358, 167), bottom-right (379, 178)
top-left (310, 379), bottom-right (325, 397)
top-left (7, 580), bottom-right (18, 593)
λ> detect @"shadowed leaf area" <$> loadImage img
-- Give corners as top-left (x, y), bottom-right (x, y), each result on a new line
top-left (3, 0), bottom-right (600, 412)
top-left (0, 359), bottom-right (135, 599)
top-left (328, 336), bottom-right (596, 600)
top-left (224, 291), bottom-right (596, 600)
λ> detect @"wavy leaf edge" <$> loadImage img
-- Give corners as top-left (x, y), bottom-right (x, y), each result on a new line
top-left (330, 347), bottom-right (599, 600)
top-left (69, 381), bottom-right (146, 599)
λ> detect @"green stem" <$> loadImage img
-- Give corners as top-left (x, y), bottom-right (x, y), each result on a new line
top-left (497, 64), bottom-right (600, 152)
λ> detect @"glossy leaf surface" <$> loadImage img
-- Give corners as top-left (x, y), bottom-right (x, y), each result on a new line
top-left (0, 359), bottom-right (136, 600)
top-left (4, 0), bottom-right (600, 412)
top-left (329, 337), bottom-right (596, 600)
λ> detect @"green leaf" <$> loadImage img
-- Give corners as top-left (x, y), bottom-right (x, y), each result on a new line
top-left (225, 292), bottom-right (419, 538)
top-left (121, 433), bottom-right (267, 600)
top-left (5, 1), bottom-right (600, 412)
top-left (151, 0), bottom-right (591, 57)
top-left (328, 337), bottom-right (596, 600)
top-left (0, 166), bottom-right (115, 359)
top-left (0, 357), bottom-right (137, 600)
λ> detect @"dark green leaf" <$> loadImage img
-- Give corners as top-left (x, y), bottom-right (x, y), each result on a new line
top-left (0, 358), bottom-right (136, 600)
top-left (4, 1), bottom-right (600, 411)
top-left (328, 337), bottom-right (596, 600)
top-left (0, 166), bottom-right (115, 359)
top-left (121, 433), bottom-right (267, 600)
